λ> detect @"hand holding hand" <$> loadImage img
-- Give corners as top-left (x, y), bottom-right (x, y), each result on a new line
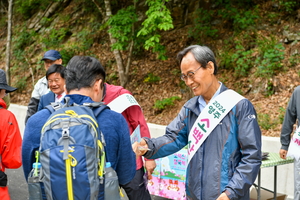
top-left (132, 139), bottom-right (149, 156)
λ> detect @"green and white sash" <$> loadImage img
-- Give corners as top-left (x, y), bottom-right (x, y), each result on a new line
top-left (107, 93), bottom-right (140, 113)
top-left (107, 93), bottom-right (141, 136)
top-left (187, 90), bottom-right (245, 164)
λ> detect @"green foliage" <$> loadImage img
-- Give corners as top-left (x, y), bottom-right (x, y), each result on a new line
top-left (137, 0), bottom-right (174, 60)
top-left (190, 1), bottom-right (259, 43)
top-left (217, 1), bottom-right (259, 31)
top-left (231, 43), bottom-right (254, 77)
top-left (153, 96), bottom-right (181, 110)
top-left (41, 28), bottom-right (70, 48)
top-left (258, 106), bottom-right (286, 131)
top-left (171, 68), bottom-right (181, 76)
top-left (72, 28), bottom-right (94, 52)
top-left (15, 0), bottom-right (60, 19)
top-left (0, 15), bottom-right (7, 27)
top-left (143, 73), bottom-right (161, 83)
top-left (40, 17), bottom-right (52, 27)
top-left (258, 113), bottom-right (273, 130)
top-left (219, 35), bottom-right (285, 80)
top-left (106, 0), bottom-right (173, 60)
top-left (265, 80), bottom-right (275, 96)
top-left (275, 0), bottom-right (299, 13)
top-left (189, 8), bottom-right (218, 40)
top-left (14, 76), bottom-right (27, 91)
top-left (278, 107), bottom-right (286, 124)
top-left (106, 72), bottom-right (119, 85)
top-left (13, 27), bottom-right (37, 50)
top-left (255, 37), bottom-right (285, 78)
top-left (232, 9), bottom-right (259, 31)
top-left (289, 53), bottom-right (300, 67)
top-left (107, 6), bottom-right (138, 51)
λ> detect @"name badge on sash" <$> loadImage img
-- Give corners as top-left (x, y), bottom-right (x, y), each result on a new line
top-left (187, 90), bottom-right (245, 164)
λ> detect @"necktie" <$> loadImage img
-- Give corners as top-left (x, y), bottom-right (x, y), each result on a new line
top-left (57, 94), bottom-right (62, 100)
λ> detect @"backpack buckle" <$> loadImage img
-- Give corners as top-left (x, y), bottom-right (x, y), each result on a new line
top-left (62, 122), bottom-right (70, 139)
top-left (62, 129), bottom-right (69, 139)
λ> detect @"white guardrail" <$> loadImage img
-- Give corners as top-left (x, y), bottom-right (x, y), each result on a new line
top-left (9, 104), bottom-right (294, 199)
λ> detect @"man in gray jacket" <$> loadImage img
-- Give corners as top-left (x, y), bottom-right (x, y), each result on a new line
top-left (279, 86), bottom-right (300, 200)
top-left (133, 45), bottom-right (262, 200)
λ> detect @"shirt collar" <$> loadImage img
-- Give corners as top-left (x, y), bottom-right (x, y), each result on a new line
top-left (56, 92), bottom-right (66, 98)
top-left (198, 82), bottom-right (222, 111)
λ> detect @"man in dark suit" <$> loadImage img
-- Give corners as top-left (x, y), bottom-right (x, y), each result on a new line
top-left (38, 64), bottom-right (66, 111)
top-left (25, 50), bottom-right (63, 123)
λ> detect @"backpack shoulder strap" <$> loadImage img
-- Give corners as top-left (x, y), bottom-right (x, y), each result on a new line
top-left (93, 104), bottom-right (109, 118)
top-left (44, 96), bottom-right (72, 114)
top-left (45, 102), bottom-right (63, 114)
top-left (82, 102), bottom-right (110, 118)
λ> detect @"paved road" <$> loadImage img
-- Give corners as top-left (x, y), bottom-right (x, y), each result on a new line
top-left (6, 166), bottom-right (28, 200)
top-left (6, 166), bottom-right (170, 200)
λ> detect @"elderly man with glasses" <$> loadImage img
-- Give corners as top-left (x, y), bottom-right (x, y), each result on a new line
top-left (133, 45), bottom-right (262, 200)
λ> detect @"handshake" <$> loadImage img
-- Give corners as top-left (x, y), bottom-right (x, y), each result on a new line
top-left (132, 138), bottom-right (150, 156)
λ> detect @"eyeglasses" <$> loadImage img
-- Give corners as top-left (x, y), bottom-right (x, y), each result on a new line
top-left (48, 78), bottom-right (62, 85)
top-left (180, 66), bottom-right (202, 82)
top-left (44, 60), bottom-right (55, 64)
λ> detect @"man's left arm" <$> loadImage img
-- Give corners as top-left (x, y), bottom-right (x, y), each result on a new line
top-left (223, 100), bottom-right (262, 200)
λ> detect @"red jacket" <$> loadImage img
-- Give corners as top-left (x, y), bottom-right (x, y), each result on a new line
top-left (0, 99), bottom-right (22, 200)
top-left (103, 83), bottom-right (152, 170)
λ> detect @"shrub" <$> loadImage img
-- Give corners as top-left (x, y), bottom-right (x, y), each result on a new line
top-left (153, 96), bottom-right (181, 111)
top-left (143, 73), bottom-right (160, 83)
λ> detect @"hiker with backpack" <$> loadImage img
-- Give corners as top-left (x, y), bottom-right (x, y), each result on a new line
top-left (22, 55), bottom-right (136, 200)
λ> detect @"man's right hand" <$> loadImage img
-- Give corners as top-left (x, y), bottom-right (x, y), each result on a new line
top-left (279, 149), bottom-right (288, 159)
top-left (132, 139), bottom-right (149, 156)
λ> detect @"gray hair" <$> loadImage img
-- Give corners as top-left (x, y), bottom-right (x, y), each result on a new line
top-left (176, 45), bottom-right (218, 75)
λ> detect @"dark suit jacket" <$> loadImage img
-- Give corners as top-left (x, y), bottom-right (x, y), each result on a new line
top-left (38, 91), bottom-right (55, 111)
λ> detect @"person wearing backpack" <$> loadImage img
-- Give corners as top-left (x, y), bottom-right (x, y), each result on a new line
top-left (22, 55), bottom-right (136, 200)
top-left (0, 69), bottom-right (22, 200)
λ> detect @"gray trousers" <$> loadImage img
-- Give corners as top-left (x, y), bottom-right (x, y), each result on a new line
top-left (295, 158), bottom-right (300, 200)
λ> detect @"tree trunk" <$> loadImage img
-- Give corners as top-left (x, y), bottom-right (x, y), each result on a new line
top-left (5, 0), bottom-right (12, 86)
top-left (103, 0), bottom-right (128, 87)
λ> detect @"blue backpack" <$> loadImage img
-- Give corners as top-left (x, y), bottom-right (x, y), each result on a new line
top-left (39, 100), bottom-right (108, 200)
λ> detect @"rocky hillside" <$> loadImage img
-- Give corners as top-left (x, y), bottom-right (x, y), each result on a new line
top-left (0, 0), bottom-right (300, 137)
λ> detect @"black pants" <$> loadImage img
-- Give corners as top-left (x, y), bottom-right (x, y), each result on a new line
top-left (121, 167), bottom-right (151, 200)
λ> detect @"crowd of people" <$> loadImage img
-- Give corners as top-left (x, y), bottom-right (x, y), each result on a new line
top-left (0, 45), bottom-right (299, 200)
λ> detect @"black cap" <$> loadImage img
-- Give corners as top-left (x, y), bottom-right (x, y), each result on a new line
top-left (0, 69), bottom-right (17, 93)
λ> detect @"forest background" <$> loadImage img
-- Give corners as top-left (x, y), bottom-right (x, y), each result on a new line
top-left (0, 0), bottom-right (300, 137)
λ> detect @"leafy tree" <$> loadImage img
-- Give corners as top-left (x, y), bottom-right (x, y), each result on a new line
top-left (137, 0), bottom-right (174, 60)
top-left (94, 0), bottom-right (173, 87)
